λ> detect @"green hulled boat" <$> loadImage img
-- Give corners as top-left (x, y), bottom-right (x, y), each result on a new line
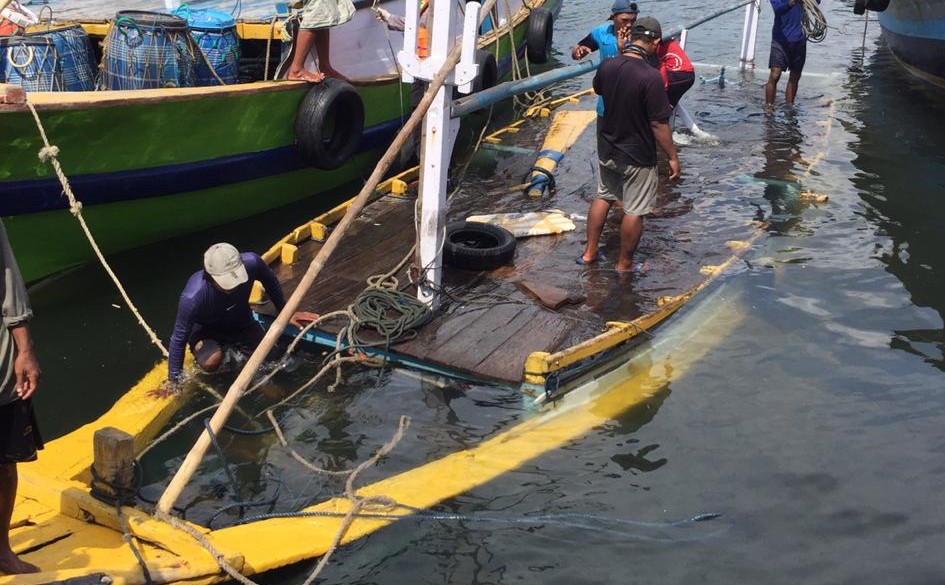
top-left (0, 0), bottom-right (560, 282)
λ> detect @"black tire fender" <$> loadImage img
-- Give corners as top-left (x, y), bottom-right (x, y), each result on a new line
top-left (526, 8), bottom-right (554, 64)
top-left (294, 78), bottom-right (364, 170)
top-left (471, 49), bottom-right (498, 93)
top-left (443, 221), bottom-right (516, 271)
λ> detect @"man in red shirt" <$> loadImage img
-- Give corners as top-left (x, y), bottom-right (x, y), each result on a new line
top-left (656, 37), bottom-right (695, 108)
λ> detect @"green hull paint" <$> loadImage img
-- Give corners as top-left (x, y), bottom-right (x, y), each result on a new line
top-left (6, 150), bottom-right (380, 282)
top-left (1, 0), bottom-right (560, 281)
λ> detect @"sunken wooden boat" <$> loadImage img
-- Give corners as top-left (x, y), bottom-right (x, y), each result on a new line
top-left (0, 0), bottom-right (561, 282)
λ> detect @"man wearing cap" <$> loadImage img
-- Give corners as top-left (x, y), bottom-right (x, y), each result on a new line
top-left (765, 0), bottom-right (820, 106)
top-left (164, 243), bottom-right (318, 390)
top-left (570, 0), bottom-right (639, 117)
top-left (578, 17), bottom-right (681, 272)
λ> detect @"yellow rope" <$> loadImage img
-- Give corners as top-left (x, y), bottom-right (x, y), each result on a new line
top-left (25, 100), bottom-right (169, 357)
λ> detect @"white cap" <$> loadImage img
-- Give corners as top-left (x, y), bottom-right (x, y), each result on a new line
top-left (203, 243), bottom-right (248, 290)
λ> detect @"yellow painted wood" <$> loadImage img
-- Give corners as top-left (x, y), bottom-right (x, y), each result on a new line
top-left (211, 296), bottom-right (744, 575)
top-left (250, 281), bottom-right (265, 304)
top-left (281, 242), bottom-right (298, 265)
top-left (526, 110), bottom-right (596, 197)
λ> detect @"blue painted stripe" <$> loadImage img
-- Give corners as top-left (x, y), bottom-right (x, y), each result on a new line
top-left (0, 117), bottom-right (404, 216)
top-left (879, 13), bottom-right (945, 42)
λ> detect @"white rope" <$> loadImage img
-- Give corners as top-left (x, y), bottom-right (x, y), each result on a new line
top-left (801, 0), bottom-right (827, 43)
top-left (26, 101), bottom-right (169, 357)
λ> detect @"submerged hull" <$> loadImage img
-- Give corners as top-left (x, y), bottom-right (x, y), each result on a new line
top-left (878, 0), bottom-right (945, 86)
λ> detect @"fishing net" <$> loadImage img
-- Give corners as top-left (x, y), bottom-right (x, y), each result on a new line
top-left (0, 35), bottom-right (63, 91)
top-left (100, 11), bottom-right (196, 90)
top-left (25, 23), bottom-right (96, 91)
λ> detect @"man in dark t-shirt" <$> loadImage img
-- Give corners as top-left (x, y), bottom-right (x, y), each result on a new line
top-left (164, 243), bottom-right (317, 391)
top-left (578, 17), bottom-right (680, 272)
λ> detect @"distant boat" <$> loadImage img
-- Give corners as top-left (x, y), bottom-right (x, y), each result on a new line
top-left (856, 0), bottom-right (945, 87)
top-left (0, 0), bottom-right (561, 282)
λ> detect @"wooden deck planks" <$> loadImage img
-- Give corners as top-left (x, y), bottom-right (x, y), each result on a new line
top-left (267, 193), bottom-right (578, 385)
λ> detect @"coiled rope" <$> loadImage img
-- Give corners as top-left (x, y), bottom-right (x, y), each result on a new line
top-left (801, 0), bottom-right (827, 43)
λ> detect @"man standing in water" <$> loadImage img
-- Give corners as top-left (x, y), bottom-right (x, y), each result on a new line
top-left (765, 0), bottom-right (820, 106)
top-left (570, 0), bottom-right (639, 117)
top-left (164, 243), bottom-right (317, 390)
top-left (578, 17), bottom-right (680, 272)
top-left (0, 220), bottom-right (42, 575)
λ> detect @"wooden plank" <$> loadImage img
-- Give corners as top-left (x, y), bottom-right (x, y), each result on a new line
top-left (474, 308), bottom-right (572, 382)
top-left (515, 279), bottom-right (585, 310)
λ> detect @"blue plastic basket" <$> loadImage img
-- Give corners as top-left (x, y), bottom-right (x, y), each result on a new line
top-left (0, 35), bottom-right (63, 91)
top-left (25, 24), bottom-right (96, 91)
top-left (101, 11), bottom-right (195, 90)
top-left (174, 6), bottom-right (240, 85)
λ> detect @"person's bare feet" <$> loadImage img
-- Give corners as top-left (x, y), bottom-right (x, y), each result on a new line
top-left (287, 68), bottom-right (326, 83)
top-left (319, 66), bottom-right (349, 82)
top-left (0, 550), bottom-right (41, 575)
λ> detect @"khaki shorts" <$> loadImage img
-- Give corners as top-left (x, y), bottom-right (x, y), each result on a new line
top-left (597, 159), bottom-right (659, 216)
top-left (300, 0), bottom-right (355, 29)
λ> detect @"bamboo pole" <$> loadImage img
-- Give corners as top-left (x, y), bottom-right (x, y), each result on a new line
top-left (156, 0), bottom-right (500, 515)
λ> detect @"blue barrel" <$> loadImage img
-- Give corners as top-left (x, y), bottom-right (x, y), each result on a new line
top-left (0, 35), bottom-right (63, 91)
top-left (25, 24), bottom-right (96, 91)
top-left (174, 7), bottom-right (240, 85)
top-left (100, 11), bottom-right (195, 90)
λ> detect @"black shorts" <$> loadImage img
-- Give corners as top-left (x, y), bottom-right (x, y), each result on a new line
top-left (188, 321), bottom-right (280, 369)
top-left (0, 398), bottom-right (44, 464)
top-left (666, 71), bottom-right (695, 107)
top-left (769, 39), bottom-right (807, 73)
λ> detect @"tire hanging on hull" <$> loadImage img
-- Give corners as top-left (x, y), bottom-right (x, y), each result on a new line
top-left (294, 78), bottom-right (365, 170)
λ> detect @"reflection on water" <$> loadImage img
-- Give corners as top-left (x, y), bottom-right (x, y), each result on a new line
top-left (844, 38), bottom-right (945, 371)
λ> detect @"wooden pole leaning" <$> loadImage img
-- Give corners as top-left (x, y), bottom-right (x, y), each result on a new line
top-left (156, 0), bottom-right (499, 516)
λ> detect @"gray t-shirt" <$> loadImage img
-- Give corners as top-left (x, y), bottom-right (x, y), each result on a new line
top-left (0, 220), bottom-right (33, 406)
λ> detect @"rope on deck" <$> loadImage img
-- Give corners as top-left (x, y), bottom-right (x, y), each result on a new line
top-left (25, 100), bottom-right (169, 358)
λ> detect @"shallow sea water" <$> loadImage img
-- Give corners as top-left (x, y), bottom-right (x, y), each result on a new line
top-left (26, 0), bottom-right (945, 583)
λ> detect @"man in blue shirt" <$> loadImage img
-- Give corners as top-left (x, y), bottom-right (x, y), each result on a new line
top-left (570, 0), bottom-right (639, 117)
top-left (765, 0), bottom-right (819, 106)
top-left (164, 243), bottom-right (317, 389)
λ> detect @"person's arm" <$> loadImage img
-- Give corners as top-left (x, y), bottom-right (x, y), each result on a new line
top-left (770, 0), bottom-right (796, 16)
top-left (11, 324), bottom-right (39, 400)
top-left (571, 33), bottom-right (598, 60)
top-left (650, 118), bottom-right (680, 181)
top-left (166, 295), bottom-right (195, 384)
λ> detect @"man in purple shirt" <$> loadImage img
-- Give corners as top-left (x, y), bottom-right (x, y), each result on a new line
top-left (164, 243), bottom-right (317, 389)
top-left (765, 0), bottom-right (819, 106)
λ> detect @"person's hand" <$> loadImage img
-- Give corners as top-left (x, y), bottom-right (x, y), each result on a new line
top-left (571, 45), bottom-right (591, 60)
top-left (617, 26), bottom-right (633, 51)
top-left (668, 157), bottom-right (681, 181)
top-left (13, 350), bottom-right (40, 400)
top-left (150, 378), bottom-right (183, 398)
top-left (290, 311), bottom-right (320, 328)
top-left (374, 7), bottom-right (392, 22)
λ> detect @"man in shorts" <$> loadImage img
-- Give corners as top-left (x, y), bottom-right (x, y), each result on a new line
top-left (286, 0), bottom-right (356, 82)
top-left (765, 0), bottom-right (820, 106)
top-left (578, 17), bottom-right (680, 273)
top-left (0, 219), bottom-right (42, 575)
top-left (164, 243), bottom-right (318, 391)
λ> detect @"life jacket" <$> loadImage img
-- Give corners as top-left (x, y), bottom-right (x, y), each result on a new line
top-left (416, 0), bottom-right (430, 58)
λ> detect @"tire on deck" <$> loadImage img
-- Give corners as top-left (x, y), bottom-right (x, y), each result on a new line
top-left (526, 8), bottom-right (554, 64)
top-left (294, 78), bottom-right (364, 170)
top-left (444, 221), bottom-right (516, 271)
